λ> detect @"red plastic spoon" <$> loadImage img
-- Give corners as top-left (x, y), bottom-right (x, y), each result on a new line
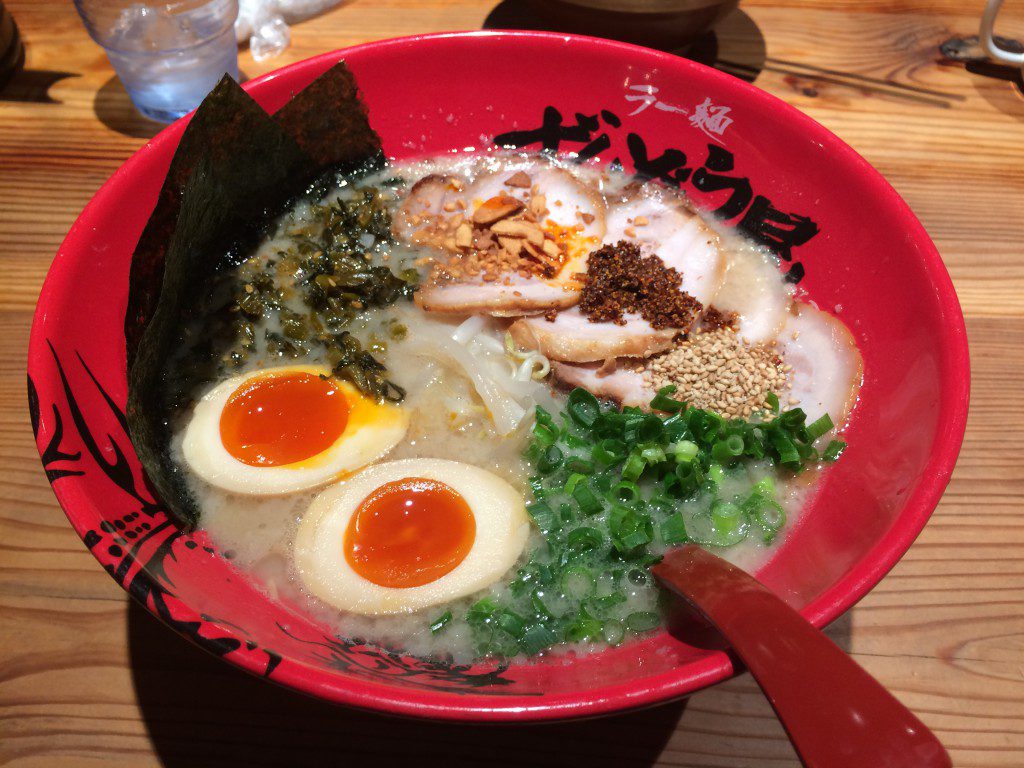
top-left (651, 545), bottom-right (951, 768)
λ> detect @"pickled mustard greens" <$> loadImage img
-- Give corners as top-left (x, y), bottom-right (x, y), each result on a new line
top-left (126, 61), bottom-right (389, 529)
top-left (444, 386), bottom-right (845, 657)
top-left (222, 188), bottom-right (414, 402)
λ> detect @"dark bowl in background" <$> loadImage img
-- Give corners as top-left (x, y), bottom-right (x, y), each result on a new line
top-left (526, 0), bottom-right (740, 48)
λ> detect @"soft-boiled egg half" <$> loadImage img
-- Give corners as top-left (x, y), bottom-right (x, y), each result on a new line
top-left (295, 458), bottom-right (530, 615)
top-left (181, 365), bottom-right (408, 495)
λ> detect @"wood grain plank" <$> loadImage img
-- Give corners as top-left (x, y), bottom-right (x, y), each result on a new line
top-left (1, 0), bottom-right (1022, 765)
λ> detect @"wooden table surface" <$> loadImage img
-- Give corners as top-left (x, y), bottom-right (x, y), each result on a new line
top-left (2, 1), bottom-right (1022, 766)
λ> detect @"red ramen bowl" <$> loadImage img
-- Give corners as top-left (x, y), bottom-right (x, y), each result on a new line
top-left (28, 31), bottom-right (969, 721)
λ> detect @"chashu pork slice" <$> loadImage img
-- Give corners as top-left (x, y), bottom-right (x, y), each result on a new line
top-left (713, 247), bottom-right (791, 344)
top-left (413, 166), bottom-right (607, 316)
top-left (555, 303), bottom-right (863, 422)
top-left (416, 277), bottom-right (583, 317)
top-left (463, 166), bottom-right (606, 241)
top-left (775, 304), bottom-right (863, 427)
top-left (553, 304), bottom-right (863, 427)
top-left (509, 307), bottom-right (678, 363)
top-left (605, 186), bottom-right (726, 306)
top-left (509, 187), bottom-right (721, 362)
top-left (394, 174), bottom-right (463, 239)
top-left (551, 361), bottom-right (655, 409)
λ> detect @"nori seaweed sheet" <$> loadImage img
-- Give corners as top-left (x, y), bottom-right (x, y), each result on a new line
top-left (125, 62), bottom-right (383, 529)
top-left (274, 61), bottom-right (383, 170)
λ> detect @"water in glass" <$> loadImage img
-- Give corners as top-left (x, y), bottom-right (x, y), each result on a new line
top-left (75, 0), bottom-right (239, 123)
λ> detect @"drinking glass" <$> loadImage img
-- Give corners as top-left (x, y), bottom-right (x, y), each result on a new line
top-left (74, 0), bottom-right (239, 123)
top-left (980, 0), bottom-right (1024, 70)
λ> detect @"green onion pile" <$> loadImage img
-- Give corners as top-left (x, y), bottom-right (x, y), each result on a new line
top-left (441, 386), bottom-right (845, 658)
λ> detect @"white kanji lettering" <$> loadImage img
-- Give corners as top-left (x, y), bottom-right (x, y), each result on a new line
top-left (688, 97), bottom-right (733, 138)
top-left (624, 84), bottom-right (688, 117)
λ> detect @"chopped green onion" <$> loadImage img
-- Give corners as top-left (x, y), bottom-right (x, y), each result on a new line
top-left (590, 592), bottom-right (626, 615)
top-left (647, 494), bottom-right (674, 515)
top-left (805, 413), bottom-right (834, 441)
top-left (709, 500), bottom-right (747, 546)
top-left (563, 472), bottom-right (586, 495)
top-left (611, 480), bottom-right (640, 504)
top-left (660, 512), bottom-right (689, 545)
top-left (593, 438), bottom-right (626, 466)
top-left (561, 565), bottom-right (596, 599)
top-left (712, 434), bottom-right (745, 464)
top-left (692, 410), bottom-right (724, 442)
top-left (532, 421), bottom-right (557, 447)
top-left (674, 460), bottom-right (699, 481)
top-left (662, 473), bottom-right (683, 496)
top-left (564, 433), bottom-right (588, 450)
top-left (535, 404), bottom-right (555, 427)
top-left (602, 619), bottom-right (626, 645)
top-left (823, 440), bottom-right (846, 462)
top-left (671, 440), bottom-right (699, 463)
top-left (779, 408), bottom-right (806, 430)
top-left (625, 611), bottom-right (660, 633)
top-left (531, 589), bottom-right (555, 620)
top-left (565, 614), bottom-right (603, 643)
top-left (641, 445), bottom-right (667, 464)
top-left (566, 457), bottom-right (594, 474)
top-left (466, 597), bottom-right (498, 625)
top-left (495, 610), bottom-right (526, 637)
top-left (651, 385), bottom-right (687, 413)
top-left (566, 526), bottom-right (604, 555)
top-left (572, 481), bottom-right (603, 516)
top-left (618, 528), bottom-right (653, 551)
top-left (486, 630), bottom-right (520, 658)
top-left (751, 497), bottom-right (786, 533)
top-left (638, 414), bottom-right (665, 442)
top-left (621, 452), bottom-right (646, 482)
top-left (564, 605), bottom-right (603, 642)
top-left (635, 552), bottom-right (663, 568)
top-left (429, 611), bottom-right (453, 635)
top-left (537, 444), bottom-right (564, 474)
top-left (526, 500), bottom-right (556, 533)
top-left (566, 388), bottom-right (600, 427)
top-left (558, 502), bottom-right (576, 526)
top-left (683, 512), bottom-right (715, 546)
top-left (609, 506), bottom-right (653, 554)
top-left (520, 623), bottom-right (557, 655)
top-left (453, 387), bottom-right (851, 656)
top-left (771, 433), bottom-right (801, 466)
top-left (663, 412), bottom-right (688, 440)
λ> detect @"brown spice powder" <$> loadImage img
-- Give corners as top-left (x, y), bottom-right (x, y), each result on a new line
top-left (702, 305), bottom-right (739, 331)
top-left (578, 241), bottom-right (702, 330)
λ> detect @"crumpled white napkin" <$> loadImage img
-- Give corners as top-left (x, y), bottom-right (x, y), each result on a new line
top-left (235, 0), bottom-right (342, 61)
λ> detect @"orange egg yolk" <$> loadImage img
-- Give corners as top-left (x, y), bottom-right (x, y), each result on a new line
top-left (343, 478), bottom-right (476, 589)
top-left (220, 372), bottom-right (349, 467)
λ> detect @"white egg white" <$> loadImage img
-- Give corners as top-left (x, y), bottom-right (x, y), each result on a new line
top-left (294, 458), bottom-right (530, 616)
top-left (181, 365), bottom-right (409, 496)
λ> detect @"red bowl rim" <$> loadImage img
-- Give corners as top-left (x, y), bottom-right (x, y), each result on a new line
top-left (29, 30), bottom-right (970, 721)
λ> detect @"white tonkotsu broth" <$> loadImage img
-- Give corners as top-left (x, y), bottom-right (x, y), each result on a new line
top-left (170, 152), bottom-right (859, 662)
